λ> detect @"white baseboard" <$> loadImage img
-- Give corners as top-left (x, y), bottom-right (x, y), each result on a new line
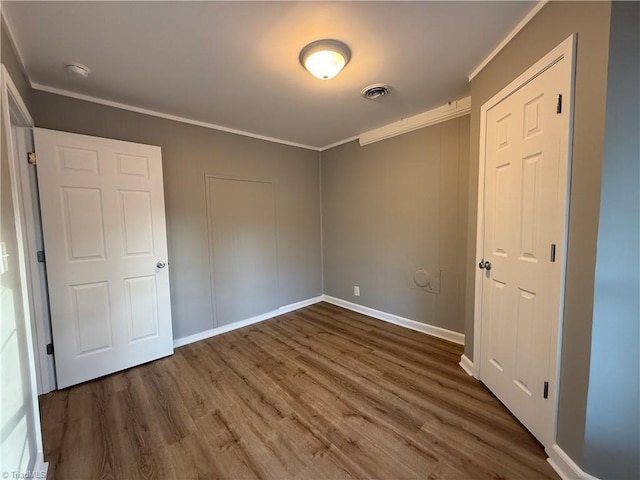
top-left (174, 294), bottom-right (465, 349)
top-left (33, 453), bottom-right (49, 479)
top-left (459, 354), bottom-right (477, 378)
top-left (322, 295), bottom-right (464, 345)
top-left (173, 296), bottom-right (324, 348)
top-left (547, 444), bottom-right (599, 480)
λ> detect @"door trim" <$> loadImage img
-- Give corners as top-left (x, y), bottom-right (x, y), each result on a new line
top-left (2, 66), bottom-right (57, 394)
top-left (13, 127), bottom-right (57, 394)
top-left (472, 34), bottom-right (576, 448)
top-left (1, 64), bottom-right (47, 465)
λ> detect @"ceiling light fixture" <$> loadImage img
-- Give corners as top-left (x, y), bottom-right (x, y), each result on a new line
top-left (299, 39), bottom-right (351, 80)
top-left (66, 63), bottom-right (90, 79)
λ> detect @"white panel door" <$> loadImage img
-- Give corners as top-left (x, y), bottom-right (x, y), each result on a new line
top-left (34, 128), bottom-right (173, 389)
top-left (480, 58), bottom-right (569, 446)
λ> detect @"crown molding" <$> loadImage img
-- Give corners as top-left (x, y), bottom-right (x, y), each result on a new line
top-left (3, 1), bottom-right (540, 152)
top-left (32, 83), bottom-right (321, 151)
top-left (320, 135), bottom-right (359, 151)
top-left (1, 10), bottom-right (33, 88)
top-left (358, 97), bottom-right (470, 147)
top-left (3, 9), bottom-right (320, 151)
top-left (468, 0), bottom-right (549, 81)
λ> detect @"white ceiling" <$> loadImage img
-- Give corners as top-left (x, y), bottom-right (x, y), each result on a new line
top-left (3, 1), bottom-right (536, 150)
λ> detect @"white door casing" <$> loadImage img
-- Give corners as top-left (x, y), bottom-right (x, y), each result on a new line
top-left (13, 126), bottom-right (57, 394)
top-left (1, 63), bottom-right (48, 476)
top-left (34, 128), bottom-right (173, 389)
top-left (473, 36), bottom-right (575, 449)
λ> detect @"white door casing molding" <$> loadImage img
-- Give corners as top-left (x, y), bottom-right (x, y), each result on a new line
top-left (472, 35), bottom-right (576, 448)
top-left (1, 63), bottom-right (48, 475)
top-left (12, 127), bottom-right (57, 394)
top-left (2, 64), bottom-right (56, 395)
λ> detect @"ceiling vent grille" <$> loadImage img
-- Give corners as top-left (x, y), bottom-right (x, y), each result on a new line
top-left (361, 84), bottom-right (391, 100)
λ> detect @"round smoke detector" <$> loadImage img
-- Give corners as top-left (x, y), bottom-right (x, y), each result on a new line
top-left (361, 84), bottom-right (391, 100)
top-left (66, 63), bottom-right (90, 79)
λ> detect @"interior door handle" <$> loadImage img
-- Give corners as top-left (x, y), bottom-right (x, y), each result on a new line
top-left (156, 261), bottom-right (167, 269)
top-left (478, 260), bottom-right (492, 271)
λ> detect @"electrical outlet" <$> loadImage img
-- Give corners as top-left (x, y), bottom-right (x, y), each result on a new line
top-left (354, 286), bottom-right (360, 296)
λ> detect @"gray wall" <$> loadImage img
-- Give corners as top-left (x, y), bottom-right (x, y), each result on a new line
top-left (1, 19), bottom-right (32, 111)
top-left (31, 91), bottom-right (322, 340)
top-left (322, 116), bottom-right (469, 334)
top-left (585, 2), bottom-right (640, 478)
top-left (467, 0), bottom-right (612, 469)
top-left (206, 176), bottom-right (279, 324)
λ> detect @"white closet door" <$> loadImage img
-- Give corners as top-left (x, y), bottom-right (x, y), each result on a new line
top-left (480, 57), bottom-right (569, 446)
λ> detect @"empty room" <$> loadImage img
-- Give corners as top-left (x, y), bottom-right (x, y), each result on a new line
top-left (1, 1), bottom-right (638, 479)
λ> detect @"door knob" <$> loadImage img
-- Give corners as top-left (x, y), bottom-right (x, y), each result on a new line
top-left (478, 260), bottom-right (492, 271)
top-left (156, 261), bottom-right (166, 269)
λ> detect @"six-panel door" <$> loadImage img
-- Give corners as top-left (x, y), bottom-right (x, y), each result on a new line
top-left (480, 59), bottom-right (567, 446)
top-left (34, 128), bottom-right (173, 389)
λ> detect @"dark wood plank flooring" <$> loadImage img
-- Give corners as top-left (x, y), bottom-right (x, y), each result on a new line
top-left (39, 302), bottom-right (558, 479)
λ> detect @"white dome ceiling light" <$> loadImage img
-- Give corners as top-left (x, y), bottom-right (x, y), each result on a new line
top-left (65, 63), bottom-right (91, 79)
top-left (299, 39), bottom-right (351, 80)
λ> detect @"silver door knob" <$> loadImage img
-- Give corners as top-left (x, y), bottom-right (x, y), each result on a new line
top-left (156, 261), bottom-right (166, 269)
top-left (478, 260), bottom-right (491, 271)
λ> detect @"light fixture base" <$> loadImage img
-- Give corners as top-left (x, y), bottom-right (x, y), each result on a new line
top-left (299, 39), bottom-right (351, 80)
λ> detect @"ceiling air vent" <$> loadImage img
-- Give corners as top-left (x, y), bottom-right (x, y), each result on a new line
top-left (361, 84), bottom-right (391, 100)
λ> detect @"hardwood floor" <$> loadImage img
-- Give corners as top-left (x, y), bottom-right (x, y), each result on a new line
top-left (39, 302), bottom-right (558, 479)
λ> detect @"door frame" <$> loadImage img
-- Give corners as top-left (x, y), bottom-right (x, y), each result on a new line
top-left (1, 64), bottom-right (48, 471)
top-left (1, 66), bottom-right (57, 395)
top-left (12, 125), bottom-right (57, 394)
top-left (472, 35), bottom-right (576, 447)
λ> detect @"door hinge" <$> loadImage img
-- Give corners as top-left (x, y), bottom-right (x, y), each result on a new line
top-left (27, 152), bottom-right (37, 165)
top-left (556, 94), bottom-right (563, 114)
top-left (46, 343), bottom-right (54, 355)
top-left (543, 381), bottom-right (549, 399)
top-left (37, 250), bottom-right (45, 263)
top-left (550, 244), bottom-right (556, 262)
